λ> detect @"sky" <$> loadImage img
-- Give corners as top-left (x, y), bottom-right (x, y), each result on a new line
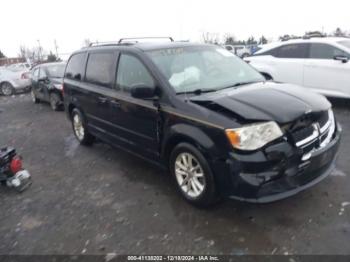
top-left (0, 0), bottom-right (349, 58)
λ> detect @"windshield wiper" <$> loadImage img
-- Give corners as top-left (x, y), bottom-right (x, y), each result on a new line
top-left (218, 81), bottom-right (263, 91)
top-left (176, 88), bottom-right (218, 95)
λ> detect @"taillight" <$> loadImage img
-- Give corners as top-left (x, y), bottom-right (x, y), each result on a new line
top-left (21, 72), bottom-right (30, 79)
top-left (10, 156), bottom-right (22, 174)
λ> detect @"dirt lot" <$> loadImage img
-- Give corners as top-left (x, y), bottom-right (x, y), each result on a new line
top-left (0, 94), bottom-right (350, 255)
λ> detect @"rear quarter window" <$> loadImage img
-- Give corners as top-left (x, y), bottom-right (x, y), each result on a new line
top-left (309, 43), bottom-right (348, 59)
top-left (65, 53), bottom-right (86, 81)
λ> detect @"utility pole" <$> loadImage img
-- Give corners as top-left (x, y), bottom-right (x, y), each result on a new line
top-left (37, 39), bottom-right (42, 61)
top-left (54, 39), bottom-right (59, 58)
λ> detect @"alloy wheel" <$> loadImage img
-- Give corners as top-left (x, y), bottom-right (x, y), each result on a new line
top-left (73, 114), bottom-right (85, 141)
top-left (31, 90), bottom-right (36, 102)
top-left (1, 83), bottom-right (14, 96)
top-left (174, 152), bottom-right (206, 198)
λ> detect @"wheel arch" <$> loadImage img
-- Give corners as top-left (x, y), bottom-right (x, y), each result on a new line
top-left (162, 123), bottom-right (219, 164)
top-left (0, 80), bottom-right (14, 88)
top-left (67, 102), bottom-right (79, 119)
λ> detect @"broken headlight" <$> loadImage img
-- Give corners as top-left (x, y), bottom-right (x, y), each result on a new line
top-left (225, 121), bottom-right (283, 151)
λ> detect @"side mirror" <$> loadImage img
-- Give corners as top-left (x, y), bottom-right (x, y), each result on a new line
top-left (130, 85), bottom-right (156, 99)
top-left (334, 55), bottom-right (349, 63)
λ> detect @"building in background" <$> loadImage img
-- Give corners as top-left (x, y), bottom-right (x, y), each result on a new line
top-left (0, 57), bottom-right (26, 67)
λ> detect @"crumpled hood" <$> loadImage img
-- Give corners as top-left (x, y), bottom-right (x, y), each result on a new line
top-left (190, 82), bottom-right (331, 124)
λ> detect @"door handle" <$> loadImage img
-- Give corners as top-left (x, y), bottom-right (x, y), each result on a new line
top-left (98, 96), bottom-right (108, 104)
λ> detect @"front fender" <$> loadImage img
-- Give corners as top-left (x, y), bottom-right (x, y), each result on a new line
top-left (162, 123), bottom-right (224, 160)
top-left (249, 61), bottom-right (275, 78)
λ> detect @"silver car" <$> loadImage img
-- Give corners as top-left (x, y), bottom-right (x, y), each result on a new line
top-left (0, 67), bottom-right (31, 96)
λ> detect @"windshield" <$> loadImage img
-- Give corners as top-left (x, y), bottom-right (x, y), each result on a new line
top-left (338, 41), bottom-right (350, 50)
top-left (147, 46), bottom-right (264, 94)
top-left (46, 64), bottom-right (66, 78)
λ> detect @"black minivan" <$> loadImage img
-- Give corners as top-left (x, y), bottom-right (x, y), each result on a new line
top-left (63, 39), bottom-right (341, 206)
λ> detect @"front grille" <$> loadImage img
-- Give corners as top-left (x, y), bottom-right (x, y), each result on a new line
top-left (292, 126), bottom-right (314, 143)
top-left (318, 111), bottom-right (329, 127)
top-left (291, 109), bottom-right (335, 160)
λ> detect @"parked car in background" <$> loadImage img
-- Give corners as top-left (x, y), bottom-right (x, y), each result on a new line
top-left (0, 67), bottom-right (31, 96)
top-left (224, 45), bottom-right (251, 58)
top-left (31, 62), bottom-right (66, 111)
top-left (245, 37), bottom-right (350, 98)
top-left (63, 39), bottom-right (340, 206)
top-left (6, 63), bottom-right (31, 71)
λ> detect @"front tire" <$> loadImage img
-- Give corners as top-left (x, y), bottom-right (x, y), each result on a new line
top-left (71, 109), bottom-right (94, 146)
top-left (169, 143), bottom-right (218, 207)
top-left (1, 82), bottom-right (15, 96)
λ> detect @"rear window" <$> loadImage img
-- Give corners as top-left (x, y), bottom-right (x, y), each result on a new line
top-left (46, 64), bottom-right (66, 78)
top-left (85, 52), bottom-right (116, 88)
top-left (65, 53), bottom-right (86, 81)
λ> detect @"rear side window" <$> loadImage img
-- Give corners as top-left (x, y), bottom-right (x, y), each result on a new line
top-left (309, 43), bottom-right (348, 59)
top-left (85, 52), bottom-right (116, 88)
top-left (65, 53), bottom-right (86, 81)
top-left (275, 44), bottom-right (309, 58)
top-left (116, 54), bottom-right (155, 93)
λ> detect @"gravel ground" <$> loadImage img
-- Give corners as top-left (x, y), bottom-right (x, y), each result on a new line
top-left (0, 94), bottom-right (350, 255)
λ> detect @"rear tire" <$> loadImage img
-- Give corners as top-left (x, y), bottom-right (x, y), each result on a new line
top-left (31, 89), bottom-right (40, 103)
top-left (49, 93), bottom-right (62, 111)
top-left (1, 82), bottom-right (15, 96)
top-left (169, 142), bottom-right (219, 207)
top-left (71, 108), bottom-right (95, 146)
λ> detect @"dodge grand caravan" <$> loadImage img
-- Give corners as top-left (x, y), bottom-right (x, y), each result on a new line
top-left (63, 39), bottom-right (341, 206)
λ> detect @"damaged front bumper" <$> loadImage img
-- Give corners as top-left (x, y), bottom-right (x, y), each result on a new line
top-left (221, 123), bottom-right (341, 203)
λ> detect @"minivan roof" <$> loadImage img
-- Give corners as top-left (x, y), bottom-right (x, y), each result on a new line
top-left (76, 41), bottom-right (215, 54)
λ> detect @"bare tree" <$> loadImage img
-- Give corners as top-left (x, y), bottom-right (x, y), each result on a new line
top-left (223, 33), bottom-right (236, 45)
top-left (18, 45), bottom-right (47, 62)
top-left (334, 27), bottom-right (345, 37)
top-left (83, 38), bottom-right (92, 47)
top-left (201, 32), bottom-right (220, 44)
top-left (18, 45), bottom-right (27, 58)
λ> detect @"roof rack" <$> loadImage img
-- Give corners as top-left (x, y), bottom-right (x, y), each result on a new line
top-left (87, 37), bottom-right (174, 48)
top-left (88, 41), bottom-right (131, 47)
top-left (118, 37), bottom-right (174, 44)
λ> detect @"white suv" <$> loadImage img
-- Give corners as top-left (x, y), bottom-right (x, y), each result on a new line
top-left (245, 37), bottom-right (350, 99)
top-left (225, 45), bottom-right (251, 58)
